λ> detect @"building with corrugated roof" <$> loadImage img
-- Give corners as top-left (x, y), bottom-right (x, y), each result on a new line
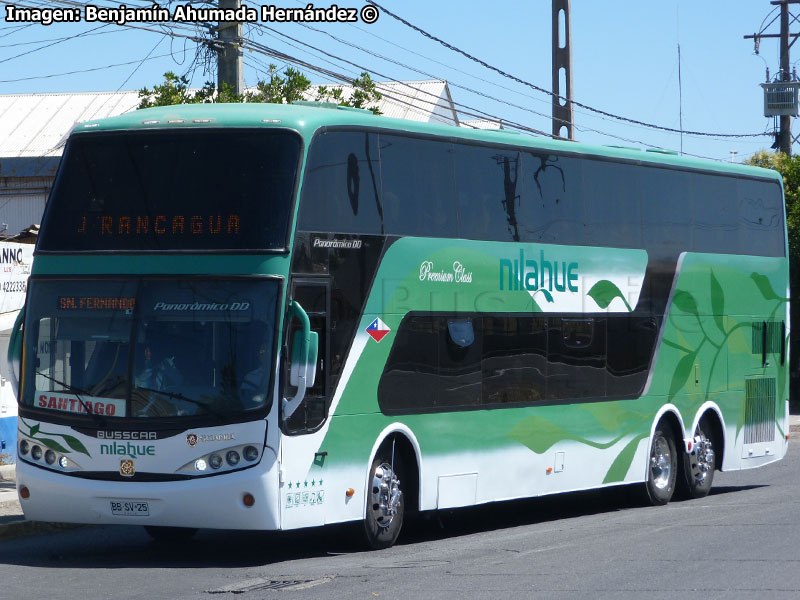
top-left (0, 91), bottom-right (140, 238)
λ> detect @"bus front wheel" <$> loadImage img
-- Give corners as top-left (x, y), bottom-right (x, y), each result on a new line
top-left (644, 424), bottom-right (677, 506)
top-left (362, 446), bottom-right (404, 550)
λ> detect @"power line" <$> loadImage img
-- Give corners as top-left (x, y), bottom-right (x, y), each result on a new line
top-left (365, 0), bottom-right (769, 140)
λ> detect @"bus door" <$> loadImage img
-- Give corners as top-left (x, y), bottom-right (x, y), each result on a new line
top-left (280, 277), bottom-right (331, 529)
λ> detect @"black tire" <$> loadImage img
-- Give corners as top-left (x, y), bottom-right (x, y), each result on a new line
top-left (143, 525), bottom-right (198, 543)
top-left (362, 446), bottom-right (404, 550)
top-left (644, 424), bottom-right (678, 506)
top-left (678, 419), bottom-right (716, 499)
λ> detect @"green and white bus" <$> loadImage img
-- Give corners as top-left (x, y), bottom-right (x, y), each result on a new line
top-left (8, 102), bottom-right (790, 548)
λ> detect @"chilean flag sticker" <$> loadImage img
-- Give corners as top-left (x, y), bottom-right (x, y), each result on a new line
top-left (366, 317), bottom-right (391, 343)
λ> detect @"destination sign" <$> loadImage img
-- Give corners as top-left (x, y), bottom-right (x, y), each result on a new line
top-left (58, 296), bottom-right (136, 311)
top-left (75, 214), bottom-right (242, 238)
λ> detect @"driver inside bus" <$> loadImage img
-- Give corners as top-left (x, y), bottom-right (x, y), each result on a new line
top-left (135, 345), bottom-right (184, 391)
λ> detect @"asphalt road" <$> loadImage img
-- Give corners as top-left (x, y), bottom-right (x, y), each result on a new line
top-left (1, 441), bottom-right (798, 600)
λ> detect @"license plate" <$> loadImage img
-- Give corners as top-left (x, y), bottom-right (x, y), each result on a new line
top-left (110, 500), bottom-right (149, 516)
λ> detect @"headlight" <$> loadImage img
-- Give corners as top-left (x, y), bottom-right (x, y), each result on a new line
top-left (45, 450), bottom-right (56, 465)
top-left (194, 458), bottom-right (208, 472)
top-left (209, 454), bottom-right (223, 469)
top-left (31, 445), bottom-right (42, 461)
top-left (19, 440), bottom-right (29, 455)
top-left (226, 450), bottom-right (240, 466)
top-left (243, 445), bottom-right (259, 462)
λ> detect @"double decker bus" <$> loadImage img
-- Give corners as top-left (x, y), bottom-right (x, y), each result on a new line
top-left (8, 102), bottom-right (790, 548)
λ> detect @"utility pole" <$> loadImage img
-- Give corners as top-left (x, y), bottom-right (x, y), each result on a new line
top-left (744, 0), bottom-right (800, 155)
top-left (779, 0), bottom-right (792, 154)
top-left (552, 0), bottom-right (574, 140)
top-left (217, 0), bottom-right (243, 96)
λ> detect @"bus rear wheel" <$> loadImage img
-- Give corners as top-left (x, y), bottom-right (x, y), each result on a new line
top-left (644, 424), bottom-right (677, 506)
top-left (362, 447), bottom-right (404, 550)
top-left (679, 420), bottom-right (716, 499)
top-left (143, 525), bottom-right (198, 543)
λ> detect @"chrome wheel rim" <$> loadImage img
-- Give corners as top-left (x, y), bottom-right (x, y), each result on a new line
top-left (690, 430), bottom-right (715, 486)
top-left (650, 436), bottom-right (672, 490)
top-left (369, 462), bottom-right (401, 529)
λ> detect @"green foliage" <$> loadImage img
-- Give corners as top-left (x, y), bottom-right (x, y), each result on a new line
top-left (244, 65), bottom-right (310, 104)
top-left (138, 72), bottom-right (244, 108)
top-left (138, 67), bottom-right (382, 114)
top-left (316, 72), bottom-right (383, 115)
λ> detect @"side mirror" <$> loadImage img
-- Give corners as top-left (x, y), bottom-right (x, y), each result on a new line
top-left (281, 301), bottom-right (319, 421)
top-left (290, 330), bottom-right (318, 388)
top-left (7, 307), bottom-right (25, 398)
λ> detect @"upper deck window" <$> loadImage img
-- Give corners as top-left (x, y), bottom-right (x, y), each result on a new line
top-left (38, 129), bottom-right (301, 252)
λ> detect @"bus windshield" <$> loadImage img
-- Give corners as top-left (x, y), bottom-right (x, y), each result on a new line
top-left (22, 278), bottom-right (279, 422)
top-left (37, 129), bottom-right (301, 252)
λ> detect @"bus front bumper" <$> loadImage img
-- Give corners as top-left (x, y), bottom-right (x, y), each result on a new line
top-left (15, 460), bottom-right (281, 530)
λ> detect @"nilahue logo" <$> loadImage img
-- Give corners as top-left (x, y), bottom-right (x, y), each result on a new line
top-left (500, 249), bottom-right (578, 293)
top-left (100, 442), bottom-right (155, 459)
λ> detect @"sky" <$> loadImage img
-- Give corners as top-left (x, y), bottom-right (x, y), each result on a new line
top-left (0, 0), bottom-right (792, 162)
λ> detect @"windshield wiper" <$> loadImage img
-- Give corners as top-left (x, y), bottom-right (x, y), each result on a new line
top-left (134, 386), bottom-right (226, 420)
top-left (34, 371), bottom-right (106, 427)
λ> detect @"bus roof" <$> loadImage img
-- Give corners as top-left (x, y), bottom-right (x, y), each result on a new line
top-left (76, 102), bottom-right (781, 183)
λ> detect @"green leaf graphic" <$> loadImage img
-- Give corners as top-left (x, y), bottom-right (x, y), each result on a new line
top-left (508, 415), bottom-right (622, 454)
top-left (603, 434), bottom-right (648, 484)
top-left (60, 434), bottom-right (90, 456)
top-left (750, 272), bottom-right (783, 301)
top-left (668, 350), bottom-right (697, 400)
top-left (587, 280), bottom-right (632, 312)
top-left (30, 423), bottom-right (40, 436)
top-left (710, 270), bottom-right (725, 333)
top-left (672, 291), bottom-right (698, 316)
top-left (38, 438), bottom-right (69, 454)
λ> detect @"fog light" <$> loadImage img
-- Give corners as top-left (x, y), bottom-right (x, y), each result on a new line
top-left (19, 486), bottom-right (30, 499)
top-left (19, 440), bottom-right (29, 455)
top-left (243, 493), bottom-right (255, 507)
top-left (45, 450), bottom-right (56, 465)
top-left (209, 454), bottom-right (222, 469)
top-left (194, 458), bottom-right (208, 472)
top-left (31, 445), bottom-right (42, 461)
top-left (226, 450), bottom-right (240, 466)
top-left (243, 446), bottom-right (259, 462)
top-left (58, 456), bottom-right (69, 469)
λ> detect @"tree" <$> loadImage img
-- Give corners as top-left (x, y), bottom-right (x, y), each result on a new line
top-left (138, 67), bottom-right (382, 114)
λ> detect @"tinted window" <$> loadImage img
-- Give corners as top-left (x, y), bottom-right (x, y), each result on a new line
top-left (547, 318), bottom-right (607, 400)
top-left (606, 316), bottom-right (657, 397)
top-left (738, 178), bottom-right (785, 256)
top-left (298, 131), bottom-right (383, 234)
top-left (691, 172), bottom-right (739, 254)
top-left (582, 160), bottom-right (642, 248)
top-left (39, 130), bottom-right (301, 251)
top-left (519, 152), bottom-right (584, 245)
top-left (482, 316), bottom-right (547, 404)
top-left (380, 135), bottom-right (458, 237)
top-left (455, 144), bottom-right (522, 241)
top-left (641, 167), bottom-right (692, 257)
